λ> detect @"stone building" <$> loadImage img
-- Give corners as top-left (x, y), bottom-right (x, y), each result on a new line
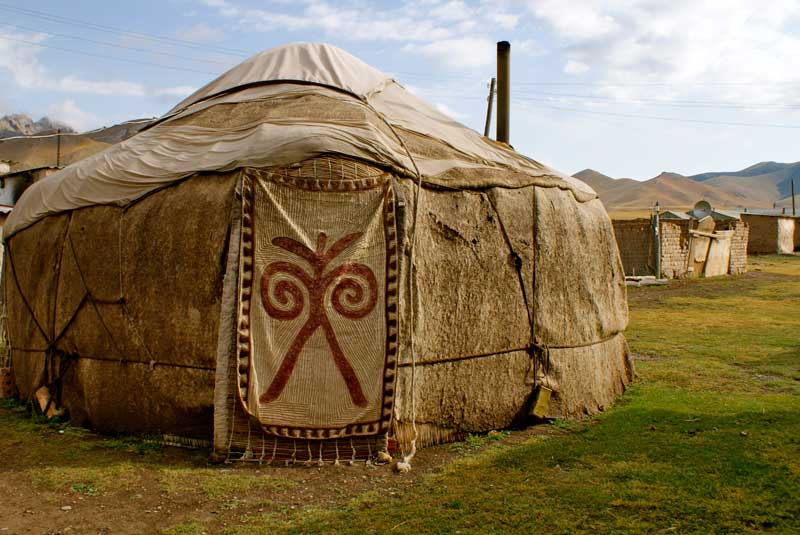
top-left (612, 210), bottom-right (749, 279)
top-left (0, 166), bottom-right (61, 211)
top-left (0, 166), bottom-right (61, 268)
top-left (739, 213), bottom-right (797, 254)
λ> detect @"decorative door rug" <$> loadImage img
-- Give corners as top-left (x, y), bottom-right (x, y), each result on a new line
top-left (222, 160), bottom-right (399, 462)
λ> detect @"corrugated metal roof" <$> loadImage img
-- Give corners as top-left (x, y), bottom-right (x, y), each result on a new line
top-left (660, 210), bottom-right (691, 220)
top-left (710, 209), bottom-right (741, 220)
top-left (740, 208), bottom-right (798, 217)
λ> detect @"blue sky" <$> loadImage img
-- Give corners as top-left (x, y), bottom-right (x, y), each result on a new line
top-left (1, 0), bottom-right (799, 179)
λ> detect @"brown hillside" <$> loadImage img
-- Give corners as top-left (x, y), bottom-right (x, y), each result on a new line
top-left (0, 135), bottom-right (110, 170)
top-left (592, 172), bottom-right (762, 210)
top-left (84, 118), bottom-right (152, 144)
top-left (701, 166), bottom-right (799, 205)
top-left (573, 169), bottom-right (616, 191)
top-left (573, 169), bottom-right (638, 196)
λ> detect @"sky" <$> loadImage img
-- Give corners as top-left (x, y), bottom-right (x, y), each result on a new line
top-left (1, 0), bottom-right (799, 180)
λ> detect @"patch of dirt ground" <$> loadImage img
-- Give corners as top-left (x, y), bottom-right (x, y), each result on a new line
top-left (0, 407), bottom-right (560, 535)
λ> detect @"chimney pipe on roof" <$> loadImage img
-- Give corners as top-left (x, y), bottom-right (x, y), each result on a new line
top-left (496, 41), bottom-right (510, 144)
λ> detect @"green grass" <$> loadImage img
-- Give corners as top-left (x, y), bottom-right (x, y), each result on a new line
top-left (3, 255), bottom-right (799, 534)
top-left (28, 462), bottom-right (140, 495)
top-left (220, 255), bottom-right (800, 534)
top-left (159, 466), bottom-right (295, 500)
top-left (448, 430), bottom-right (510, 455)
top-left (161, 522), bottom-right (208, 535)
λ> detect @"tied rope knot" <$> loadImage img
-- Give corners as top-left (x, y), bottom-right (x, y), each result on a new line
top-left (525, 337), bottom-right (550, 386)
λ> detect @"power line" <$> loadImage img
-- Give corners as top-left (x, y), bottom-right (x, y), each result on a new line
top-left (394, 71), bottom-right (480, 82)
top-left (0, 22), bottom-right (236, 67)
top-left (0, 35), bottom-right (220, 76)
top-left (518, 101), bottom-right (800, 129)
top-left (395, 69), bottom-right (800, 88)
top-left (0, 13), bottom-right (796, 123)
top-left (514, 80), bottom-right (800, 87)
top-left (417, 91), bottom-right (800, 112)
top-left (512, 91), bottom-right (800, 111)
top-left (0, 2), bottom-right (249, 57)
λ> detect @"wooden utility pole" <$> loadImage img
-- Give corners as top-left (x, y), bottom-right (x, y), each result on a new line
top-left (792, 179), bottom-right (796, 216)
top-left (484, 77), bottom-right (496, 137)
top-left (56, 129), bottom-right (61, 167)
top-left (496, 41), bottom-right (510, 144)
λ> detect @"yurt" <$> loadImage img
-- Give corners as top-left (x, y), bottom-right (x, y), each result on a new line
top-left (2, 43), bottom-right (633, 463)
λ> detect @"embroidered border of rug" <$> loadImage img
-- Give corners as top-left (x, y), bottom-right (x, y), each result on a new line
top-left (233, 163), bottom-right (399, 443)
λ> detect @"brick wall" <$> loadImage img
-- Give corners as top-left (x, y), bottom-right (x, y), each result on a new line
top-left (612, 219), bottom-right (690, 278)
top-left (717, 220), bottom-right (749, 274)
top-left (659, 221), bottom-right (689, 279)
top-left (613, 217), bottom-right (746, 278)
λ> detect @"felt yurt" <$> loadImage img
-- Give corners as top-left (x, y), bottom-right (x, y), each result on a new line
top-left (2, 43), bottom-right (633, 463)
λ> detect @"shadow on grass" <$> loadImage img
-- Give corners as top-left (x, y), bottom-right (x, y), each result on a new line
top-left (248, 384), bottom-right (799, 535)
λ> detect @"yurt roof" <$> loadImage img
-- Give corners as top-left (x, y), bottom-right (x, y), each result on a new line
top-left (5, 42), bottom-right (596, 238)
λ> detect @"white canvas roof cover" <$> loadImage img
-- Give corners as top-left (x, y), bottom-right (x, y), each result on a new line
top-left (5, 42), bottom-right (596, 237)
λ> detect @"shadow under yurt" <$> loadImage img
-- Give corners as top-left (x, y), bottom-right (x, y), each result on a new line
top-left (2, 43), bottom-right (633, 464)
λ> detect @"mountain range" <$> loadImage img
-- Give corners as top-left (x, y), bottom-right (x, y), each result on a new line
top-left (574, 162), bottom-right (800, 213)
top-left (0, 114), bottom-right (75, 139)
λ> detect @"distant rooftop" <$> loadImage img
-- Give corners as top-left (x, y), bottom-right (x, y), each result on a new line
top-left (660, 210), bottom-right (691, 220)
top-left (5, 165), bottom-right (60, 173)
top-left (740, 207), bottom-right (799, 217)
top-left (661, 208), bottom-right (742, 221)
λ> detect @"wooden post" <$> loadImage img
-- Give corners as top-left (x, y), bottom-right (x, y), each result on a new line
top-left (654, 200), bottom-right (661, 278)
top-left (484, 77), bottom-right (496, 138)
top-left (56, 128), bottom-right (61, 167)
top-left (792, 179), bottom-right (796, 217)
top-left (496, 41), bottom-right (510, 144)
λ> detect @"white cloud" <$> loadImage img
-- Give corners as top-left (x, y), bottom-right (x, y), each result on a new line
top-left (0, 31), bottom-right (49, 88)
top-left (527, 0), bottom-right (800, 106)
top-left (230, 1), bottom-right (454, 42)
top-left (564, 59), bottom-right (589, 75)
top-left (486, 11), bottom-right (519, 30)
top-left (430, 1), bottom-right (470, 22)
top-left (47, 100), bottom-right (104, 131)
top-left (435, 102), bottom-right (466, 120)
top-left (405, 37), bottom-right (495, 69)
top-left (428, 0), bottom-right (518, 28)
top-left (198, 0), bottom-right (521, 69)
top-left (155, 86), bottom-right (198, 97)
top-left (206, 0), bottom-right (519, 44)
top-left (0, 31), bottom-right (146, 97)
top-left (528, 0), bottom-right (619, 41)
top-left (176, 23), bottom-right (225, 43)
top-left (56, 76), bottom-right (146, 97)
top-left (514, 39), bottom-right (543, 58)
